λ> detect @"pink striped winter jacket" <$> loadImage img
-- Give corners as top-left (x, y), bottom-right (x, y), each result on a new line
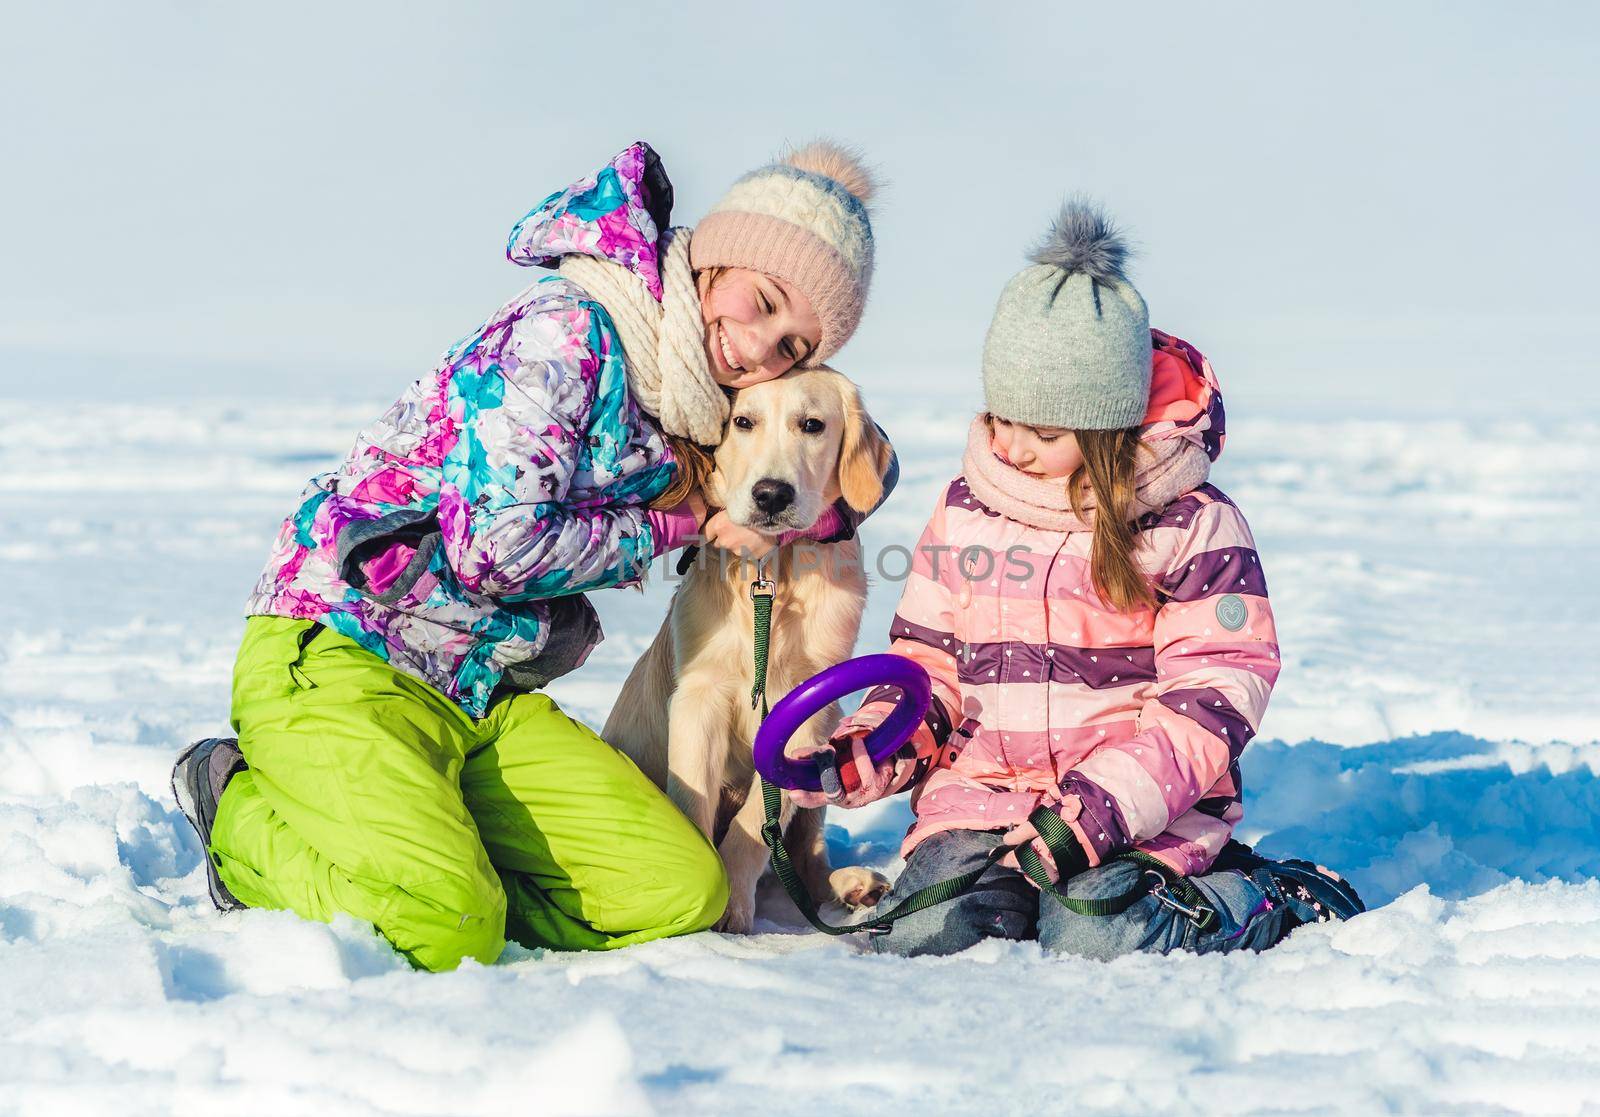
top-left (834, 333), bottom-right (1279, 878)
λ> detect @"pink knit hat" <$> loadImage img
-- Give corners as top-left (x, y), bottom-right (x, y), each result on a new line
top-left (689, 141), bottom-right (878, 364)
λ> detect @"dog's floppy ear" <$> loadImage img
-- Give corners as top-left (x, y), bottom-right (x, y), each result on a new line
top-left (834, 373), bottom-right (892, 514)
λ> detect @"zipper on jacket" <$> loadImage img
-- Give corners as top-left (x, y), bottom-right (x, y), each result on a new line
top-left (1040, 537), bottom-right (1073, 786)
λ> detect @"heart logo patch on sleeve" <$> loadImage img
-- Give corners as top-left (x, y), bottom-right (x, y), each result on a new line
top-left (1215, 593), bottom-right (1249, 632)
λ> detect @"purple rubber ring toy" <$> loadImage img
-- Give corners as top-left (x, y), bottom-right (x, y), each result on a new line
top-left (752, 654), bottom-right (932, 792)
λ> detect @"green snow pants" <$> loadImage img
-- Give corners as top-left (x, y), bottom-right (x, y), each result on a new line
top-left (208, 616), bottom-right (729, 972)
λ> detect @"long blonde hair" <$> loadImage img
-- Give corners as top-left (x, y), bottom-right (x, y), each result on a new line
top-left (1069, 428), bottom-right (1156, 613)
top-left (651, 434), bottom-right (715, 509)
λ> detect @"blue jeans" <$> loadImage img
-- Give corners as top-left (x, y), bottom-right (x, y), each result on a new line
top-left (870, 829), bottom-right (1293, 960)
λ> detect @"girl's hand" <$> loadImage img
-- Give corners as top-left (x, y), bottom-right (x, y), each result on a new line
top-left (998, 820), bottom-right (1058, 881)
top-left (703, 509), bottom-right (777, 560)
top-left (787, 731), bottom-right (910, 810)
top-left (998, 801), bottom-right (1090, 883)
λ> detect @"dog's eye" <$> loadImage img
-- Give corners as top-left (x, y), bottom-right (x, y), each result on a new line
top-left (733, 415), bottom-right (755, 431)
top-left (800, 418), bottom-right (825, 435)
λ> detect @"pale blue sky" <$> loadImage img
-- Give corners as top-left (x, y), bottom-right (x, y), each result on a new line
top-left (2, 1), bottom-right (1595, 415)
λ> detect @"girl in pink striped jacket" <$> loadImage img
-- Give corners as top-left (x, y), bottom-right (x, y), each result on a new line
top-left (798, 202), bottom-right (1360, 958)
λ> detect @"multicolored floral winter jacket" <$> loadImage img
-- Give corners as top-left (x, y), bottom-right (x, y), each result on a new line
top-left (834, 335), bottom-right (1279, 879)
top-left (248, 143), bottom-right (891, 717)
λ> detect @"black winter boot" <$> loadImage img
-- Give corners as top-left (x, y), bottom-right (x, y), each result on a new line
top-left (171, 737), bottom-right (248, 912)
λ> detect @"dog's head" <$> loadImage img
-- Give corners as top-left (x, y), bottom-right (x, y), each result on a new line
top-left (707, 367), bottom-right (891, 536)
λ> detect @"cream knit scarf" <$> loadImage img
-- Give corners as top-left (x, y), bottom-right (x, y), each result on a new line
top-left (961, 415), bottom-right (1212, 531)
top-left (557, 227), bottom-right (729, 447)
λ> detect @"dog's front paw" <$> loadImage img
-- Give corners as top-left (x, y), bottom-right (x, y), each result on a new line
top-left (716, 889), bottom-right (757, 934)
top-left (829, 866), bottom-right (891, 910)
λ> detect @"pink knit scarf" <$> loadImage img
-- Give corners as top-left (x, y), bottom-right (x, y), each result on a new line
top-left (960, 415), bottom-right (1212, 532)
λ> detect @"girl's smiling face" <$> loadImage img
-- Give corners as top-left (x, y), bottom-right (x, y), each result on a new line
top-left (988, 414), bottom-right (1084, 480)
top-left (698, 268), bottom-right (822, 389)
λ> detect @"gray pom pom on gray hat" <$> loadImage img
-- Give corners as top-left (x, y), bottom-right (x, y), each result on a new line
top-left (982, 198), bottom-right (1153, 431)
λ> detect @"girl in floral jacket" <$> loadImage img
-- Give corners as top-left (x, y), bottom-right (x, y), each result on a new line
top-left (801, 203), bottom-right (1359, 958)
top-left (173, 141), bottom-right (895, 971)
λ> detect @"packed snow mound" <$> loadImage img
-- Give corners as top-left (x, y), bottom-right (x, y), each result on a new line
top-left (2, 395), bottom-right (1597, 1114)
top-left (4, 734), bottom-right (1600, 1116)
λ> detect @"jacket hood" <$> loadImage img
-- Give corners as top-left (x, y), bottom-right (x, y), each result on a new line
top-left (1143, 329), bottom-right (1226, 464)
top-left (506, 141), bottom-right (676, 300)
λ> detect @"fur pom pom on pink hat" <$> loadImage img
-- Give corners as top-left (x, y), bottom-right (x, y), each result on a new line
top-left (690, 141), bottom-right (879, 363)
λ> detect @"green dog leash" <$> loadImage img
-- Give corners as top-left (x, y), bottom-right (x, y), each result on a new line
top-left (746, 566), bottom-right (1207, 937)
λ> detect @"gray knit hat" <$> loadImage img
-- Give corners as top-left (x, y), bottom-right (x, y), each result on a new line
top-left (982, 199), bottom-right (1152, 430)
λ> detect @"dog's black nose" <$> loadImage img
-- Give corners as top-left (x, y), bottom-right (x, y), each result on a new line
top-left (750, 478), bottom-right (795, 516)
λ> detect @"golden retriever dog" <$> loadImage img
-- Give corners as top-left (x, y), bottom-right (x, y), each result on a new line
top-left (604, 367), bottom-right (894, 933)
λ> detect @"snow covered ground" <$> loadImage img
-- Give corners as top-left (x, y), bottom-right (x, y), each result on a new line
top-left (2, 391), bottom-right (1597, 1116)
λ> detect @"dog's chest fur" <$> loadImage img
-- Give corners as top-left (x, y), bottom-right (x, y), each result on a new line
top-left (671, 542), bottom-right (869, 836)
